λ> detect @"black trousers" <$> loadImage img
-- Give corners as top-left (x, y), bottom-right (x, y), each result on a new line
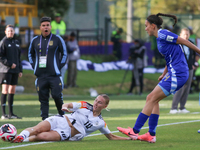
top-left (128, 68), bottom-right (144, 94)
top-left (35, 76), bottom-right (64, 120)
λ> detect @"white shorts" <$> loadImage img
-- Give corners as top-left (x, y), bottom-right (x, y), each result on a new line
top-left (45, 115), bottom-right (71, 141)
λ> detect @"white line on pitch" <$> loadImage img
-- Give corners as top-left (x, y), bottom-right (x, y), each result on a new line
top-left (1, 119), bottom-right (200, 149)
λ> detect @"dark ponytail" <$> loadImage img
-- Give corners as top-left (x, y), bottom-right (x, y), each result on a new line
top-left (156, 13), bottom-right (177, 27)
top-left (147, 13), bottom-right (177, 28)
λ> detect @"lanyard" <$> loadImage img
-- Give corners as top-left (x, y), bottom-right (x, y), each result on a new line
top-left (39, 33), bottom-right (52, 56)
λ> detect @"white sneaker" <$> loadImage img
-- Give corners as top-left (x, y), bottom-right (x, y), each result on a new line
top-left (1, 115), bottom-right (9, 120)
top-left (178, 109), bottom-right (190, 113)
top-left (169, 109), bottom-right (178, 114)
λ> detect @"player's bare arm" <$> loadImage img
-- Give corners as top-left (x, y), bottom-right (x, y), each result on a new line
top-left (176, 36), bottom-right (200, 54)
top-left (104, 133), bottom-right (132, 140)
top-left (61, 103), bottom-right (73, 113)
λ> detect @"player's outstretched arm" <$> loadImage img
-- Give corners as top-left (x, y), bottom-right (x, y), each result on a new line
top-left (177, 36), bottom-right (200, 55)
top-left (104, 133), bottom-right (132, 140)
top-left (62, 103), bottom-right (73, 113)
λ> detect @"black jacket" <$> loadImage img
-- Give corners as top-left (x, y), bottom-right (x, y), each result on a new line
top-left (0, 36), bottom-right (22, 73)
top-left (28, 33), bottom-right (67, 77)
top-left (181, 40), bottom-right (196, 70)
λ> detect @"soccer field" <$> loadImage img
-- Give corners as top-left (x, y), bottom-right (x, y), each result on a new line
top-left (0, 94), bottom-right (200, 150)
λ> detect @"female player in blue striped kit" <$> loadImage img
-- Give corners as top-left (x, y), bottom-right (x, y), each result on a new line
top-left (117, 13), bottom-right (200, 143)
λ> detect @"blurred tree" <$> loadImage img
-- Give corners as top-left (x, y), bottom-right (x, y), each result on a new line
top-left (108, 0), bottom-right (200, 40)
top-left (151, 0), bottom-right (200, 14)
top-left (109, 0), bottom-right (148, 40)
top-left (24, 0), bottom-right (70, 18)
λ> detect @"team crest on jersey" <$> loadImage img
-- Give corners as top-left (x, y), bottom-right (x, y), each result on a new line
top-left (166, 35), bottom-right (174, 42)
top-left (49, 41), bottom-right (53, 46)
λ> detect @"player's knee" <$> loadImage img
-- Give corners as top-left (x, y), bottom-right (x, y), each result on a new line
top-left (146, 93), bottom-right (152, 102)
top-left (146, 93), bottom-right (159, 103)
top-left (146, 93), bottom-right (156, 103)
top-left (29, 127), bottom-right (43, 135)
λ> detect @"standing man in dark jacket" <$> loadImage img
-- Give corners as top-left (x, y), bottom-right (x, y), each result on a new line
top-left (28, 17), bottom-right (67, 120)
top-left (0, 24), bottom-right (23, 119)
top-left (170, 28), bottom-right (196, 114)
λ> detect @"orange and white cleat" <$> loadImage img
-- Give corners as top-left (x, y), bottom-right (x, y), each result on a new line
top-left (12, 135), bottom-right (24, 143)
top-left (117, 127), bottom-right (138, 140)
top-left (137, 132), bottom-right (156, 143)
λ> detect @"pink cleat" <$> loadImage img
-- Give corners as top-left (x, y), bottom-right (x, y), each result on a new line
top-left (137, 132), bottom-right (156, 143)
top-left (117, 127), bottom-right (138, 140)
top-left (12, 135), bottom-right (24, 143)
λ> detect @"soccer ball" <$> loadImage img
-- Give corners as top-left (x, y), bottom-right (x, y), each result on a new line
top-left (0, 124), bottom-right (17, 142)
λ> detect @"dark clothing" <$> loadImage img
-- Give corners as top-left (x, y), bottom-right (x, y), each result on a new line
top-left (0, 36), bottom-right (22, 73)
top-left (181, 40), bottom-right (196, 70)
top-left (128, 68), bottom-right (144, 94)
top-left (35, 76), bottom-right (64, 120)
top-left (28, 33), bottom-right (67, 120)
top-left (0, 36), bottom-right (22, 118)
top-left (0, 73), bottom-right (19, 85)
top-left (67, 60), bottom-right (77, 87)
top-left (28, 33), bottom-right (67, 77)
top-left (128, 44), bottom-right (146, 95)
top-left (0, 25), bottom-right (6, 41)
top-left (111, 31), bottom-right (122, 60)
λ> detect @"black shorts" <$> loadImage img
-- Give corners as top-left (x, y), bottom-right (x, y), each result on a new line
top-left (0, 73), bottom-right (19, 85)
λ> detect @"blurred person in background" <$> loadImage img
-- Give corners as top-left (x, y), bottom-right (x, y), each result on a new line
top-left (170, 28), bottom-right (196, 114)
top-left (0, 24), bottom-right (23, 119)
top-left (111, 28), bottom-right (123, 60)
top-left (65, 32), bottom-right (80, 88)
top-left (127, 39), bottom-right (147, 95)
top-left (51, 13), bottom-right (66, 38)
top-left (60, 35), bottom-right (69, 83)
top-left (0, 20), bottom-right (6, 41)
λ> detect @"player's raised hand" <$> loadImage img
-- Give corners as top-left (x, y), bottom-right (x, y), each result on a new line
top-left (61, 107), bottom-right (73, 113)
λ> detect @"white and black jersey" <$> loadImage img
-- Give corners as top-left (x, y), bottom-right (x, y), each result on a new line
top-left (65, 101), bottom-right (111, 139)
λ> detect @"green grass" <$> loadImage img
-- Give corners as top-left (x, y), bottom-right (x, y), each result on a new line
top-left (0, 94), bottom-right (200, 150)
top-left (15, 69), bottom-right (160, 95)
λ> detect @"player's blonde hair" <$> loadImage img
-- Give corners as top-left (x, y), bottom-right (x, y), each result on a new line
top-left (100, 94), bottom-right (110, 105)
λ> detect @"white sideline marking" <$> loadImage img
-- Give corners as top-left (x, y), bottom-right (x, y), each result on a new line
top-left (1, 119), bottom-right (200, 149)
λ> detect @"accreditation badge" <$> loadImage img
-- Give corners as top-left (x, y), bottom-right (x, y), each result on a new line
top-left (39, 56), bottom-right (47, 68)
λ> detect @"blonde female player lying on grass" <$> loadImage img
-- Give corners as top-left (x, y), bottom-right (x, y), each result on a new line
top-left (13, 94), bottom-right (131, 143)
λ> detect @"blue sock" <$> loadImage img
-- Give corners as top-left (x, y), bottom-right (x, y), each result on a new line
top-left (148, 114), bottom-right (159, 136)
top-left (133, 112), bottom-right (149, 134)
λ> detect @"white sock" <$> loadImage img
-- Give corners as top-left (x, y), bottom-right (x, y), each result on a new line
top-left (23, 138), bottom-right (29, 142)
top-left (19, 130), bottom-right (30, 139)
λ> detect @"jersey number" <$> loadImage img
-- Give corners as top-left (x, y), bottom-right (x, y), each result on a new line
top-left (61, 131), bottom-right (67, 139)
top-left (84, 121), bottom-right (93, 129)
